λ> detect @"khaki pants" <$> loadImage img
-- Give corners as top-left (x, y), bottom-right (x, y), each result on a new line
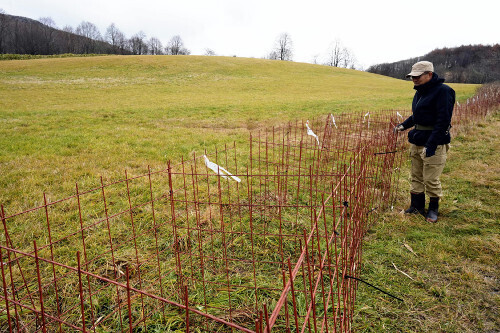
top-left (409, 143), bottom-right (450, 198)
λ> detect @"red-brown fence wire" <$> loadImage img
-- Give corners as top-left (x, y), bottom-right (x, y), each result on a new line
top-left (1, 85), bottom-right (499, 332)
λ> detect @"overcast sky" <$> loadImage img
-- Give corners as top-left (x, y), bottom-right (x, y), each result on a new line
top-left (1, 0), bottom-right (499, 69)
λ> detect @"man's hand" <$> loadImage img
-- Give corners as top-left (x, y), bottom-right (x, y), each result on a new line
top-left (393, 124), bottom-right (404, 133)
top-left (424, 146), bottom-right (436, 157)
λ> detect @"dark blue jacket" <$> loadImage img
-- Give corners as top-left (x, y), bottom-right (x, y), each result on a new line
top-left (401, 73), bottom-right (455, 155)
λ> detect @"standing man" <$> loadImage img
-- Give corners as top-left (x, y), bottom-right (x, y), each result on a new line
top-left (395, 61), bottom-right (455, 222)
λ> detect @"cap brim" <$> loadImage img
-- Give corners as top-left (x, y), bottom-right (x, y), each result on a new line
top-left (406, 71), bottom-right (424, 78)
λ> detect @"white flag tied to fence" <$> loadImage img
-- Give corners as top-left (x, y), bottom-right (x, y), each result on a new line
top-left (306, 120), bottom-right (320, 146)
top-left (330, 114), bottom-right (338, 128)
top-left (396, 112), bottom-right (403, 122)
top-left (363, 112), bottom-right (370, 128)
top-left (203, 155), bottom-right (241, 182)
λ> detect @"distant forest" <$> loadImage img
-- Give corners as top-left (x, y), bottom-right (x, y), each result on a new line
top-left (0, 13), bottom-right (190, 56)
top-left (367, 44), bottom-right (500, 84)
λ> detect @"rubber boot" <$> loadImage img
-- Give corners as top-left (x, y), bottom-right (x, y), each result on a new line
top-left (426, 197), bottom-right (439, 223)
top-left (404, 192), bottom-right (425, 216)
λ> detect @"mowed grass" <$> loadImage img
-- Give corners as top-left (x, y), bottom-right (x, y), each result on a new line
top-left (0, 55), bottom-right (477, 213)
top-left (354, 112), bottom-right (499, 332)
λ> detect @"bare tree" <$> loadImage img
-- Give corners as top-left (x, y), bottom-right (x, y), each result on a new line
top-left (128, 31), bottom-right (147, 55)
top-left (311, 53), bottom-right (320, 65)
top-left (204, 48), bottom-right (216, 56)
top-left (38, 17), bottom-right (57, 54)
top-left (165, 35), bottom-right (190, 55)
top-left (39, 17), bottom-right (56, 28)
top-left (105, 23), bottom-right (126, 53)
top-left (114, 33), bottom-right (128, 54)
top-left (325, 40), bottom-right (342, 67)
top-left (269, 33), bottom-right (293, 61)
top-left (324, 40), bottom-right (357, 69)
top-left (148, 37), bottom-right (163, 55)
top-left (76, 21), bottom-right (102, 53)
top-left (76, 21), bottom-right (101, 40)
top-left (62, 25), bottom-right (74, 33)
top-left (341, 47), bottom-right (356, 69)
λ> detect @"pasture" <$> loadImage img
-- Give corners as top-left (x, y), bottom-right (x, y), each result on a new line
top-left (0, 55), bottom-right (477, 211)
top-left (1, 55), bottom-right (490, 332)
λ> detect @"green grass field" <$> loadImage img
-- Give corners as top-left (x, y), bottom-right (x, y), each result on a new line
top-left (0, 55), bottom-right (477, 212)
top-left (1, 55), bottom-right (493, 331)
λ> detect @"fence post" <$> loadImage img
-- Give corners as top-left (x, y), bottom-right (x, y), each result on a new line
top-left (34, 241), bottom-right (47, 333)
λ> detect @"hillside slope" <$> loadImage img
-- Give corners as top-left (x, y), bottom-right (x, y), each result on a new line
top-left (0, 13), bottom-right (127, 55)
top-left (0, 55), bottom-right (476, 121)
top-left (0, 55), bottom-right (478, 209)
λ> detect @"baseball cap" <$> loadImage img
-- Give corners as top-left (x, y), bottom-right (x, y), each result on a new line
top-left (406, 61), bottom-right (434, 78)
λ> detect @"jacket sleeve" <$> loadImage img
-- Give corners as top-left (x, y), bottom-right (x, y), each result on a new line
top-left (400, 94), bottom-right (416, 129)
top-left (400, 115), bottom-right (414, 129)
top-left (425, 86), bottom-right (455, 153)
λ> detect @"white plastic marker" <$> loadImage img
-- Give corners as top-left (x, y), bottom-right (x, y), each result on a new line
top-left (363, 112), bottom-right (370, 128)
top-left (306, 120), bottom-right (320, 146)
top-left (396, 111), bottom-right (403, 122)
top-left (203, 155), bottom-right (241, 182)
top-left (330, 113), bottom-right (338, 128)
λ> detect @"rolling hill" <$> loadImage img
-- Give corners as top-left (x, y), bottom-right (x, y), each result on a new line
top-left (0, 55), bottom-right (477, 208)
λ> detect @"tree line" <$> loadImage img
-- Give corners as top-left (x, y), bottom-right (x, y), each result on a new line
top-left (0, 12), bottom-right (190, 56)
top-left (268, 32), bottom-right (357, 69)
top-left (367, 44), bottom-right (500, 84)
top-left (0, 11), bottom-right (358, 69)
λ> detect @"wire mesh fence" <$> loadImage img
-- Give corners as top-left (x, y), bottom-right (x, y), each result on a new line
top-left (451, 83), bottom-right (500, 135)
top-left (1, 85), bottom-right (498, 332)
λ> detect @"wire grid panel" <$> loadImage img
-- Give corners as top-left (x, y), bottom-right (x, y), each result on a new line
top-left (0, 110), bottom-right (424, 332)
